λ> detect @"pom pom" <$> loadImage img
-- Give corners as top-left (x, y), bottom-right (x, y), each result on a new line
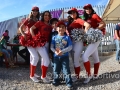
top-left (70, 28), bottom-right (84, 42)
top-left (84, 28), bottom-right (103, 44)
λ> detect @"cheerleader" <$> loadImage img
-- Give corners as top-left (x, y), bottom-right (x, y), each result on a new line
top-left (30, 11), bottom-right (52, 83)
top-left (67, 8), bottom-right (91, 81)
top-left (82, 4), bottom-right (106, 83)
top-left (19, 6), bottom-right (41, 82)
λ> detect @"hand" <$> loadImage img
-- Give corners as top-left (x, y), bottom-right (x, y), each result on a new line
top-left (57, 50), bottom-right (63, 56)
top-left (55, 51), bottom-right (59, 55)
top-left (117, 37), bottom-right (120, 40)
top-left (22, 34), bottom-right (27, 41)
top-left (55, 49), bottom-right (63, 56)
top-left (56, 47), bottom-right (60, 52)
top-left (49, 53), bottom-right (52, 59)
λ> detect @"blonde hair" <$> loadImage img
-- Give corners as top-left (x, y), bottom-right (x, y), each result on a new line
top-left (28, 11), bottom-right (40, 20)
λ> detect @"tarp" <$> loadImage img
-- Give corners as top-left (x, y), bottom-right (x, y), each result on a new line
top-left (102, 0), bottom-right (120, 23)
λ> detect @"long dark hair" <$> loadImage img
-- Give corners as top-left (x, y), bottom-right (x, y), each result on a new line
top-left (75, 11), bottom-right (80, 19)
top-left (67, 11), bottom-right (80, 26)
top-left (41, 11), bottom-right (51, 22)
top-left (83, 8), bottom-right (96, 21)
top-left (67, 15), bottom-right (73, 26)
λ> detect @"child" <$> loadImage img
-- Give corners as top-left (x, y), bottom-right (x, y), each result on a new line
top-left (51, 21), bottom-right (73, 89)
top-left (49, 18), bottom-right (59, 66)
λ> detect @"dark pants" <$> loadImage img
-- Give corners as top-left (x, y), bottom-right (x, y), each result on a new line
top-left (12, 47), bottom-right (19, 58)
top-left (18, 47), bottom-right (30, 64)
top-left (53, 56), bottom-right (72, 85)
top-left (0, 56), bottom-right (3, 67)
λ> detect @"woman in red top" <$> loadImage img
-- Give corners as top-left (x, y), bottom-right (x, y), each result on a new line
top-left (67, 8), bottom-right (91, 81)
top-left (82, 4), bottom-right (106, 83)
top-left (19, 6), bottom-right (42, 83)
top-left (30, 11), bottom-right (52, 83)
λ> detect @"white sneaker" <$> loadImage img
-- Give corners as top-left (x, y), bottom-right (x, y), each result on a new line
top-left (71, 76), bottom-right (78, 82)
top-left (30, 76), bottom-right (40, 83)
top-left (84, 76), bottom-right (92, 84)
top-left (93, 75), bottom-right (99, 80)
top-left (41, 76), bottom-right (51, 83)
top-left (34, 73), bottom-right (40, 78)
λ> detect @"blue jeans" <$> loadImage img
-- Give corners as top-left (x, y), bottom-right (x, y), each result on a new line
top-left (53, 56), bottom-right (72, 85)
top-left (115, 39), bottom-right (120, 61)
top-left (1, 49), bottom-right (12, 58)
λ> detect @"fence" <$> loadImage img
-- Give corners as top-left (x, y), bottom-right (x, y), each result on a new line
top-left (98, 23), bottom-right (118, 53)
top-left (0, 5), bottom-right (118, 53)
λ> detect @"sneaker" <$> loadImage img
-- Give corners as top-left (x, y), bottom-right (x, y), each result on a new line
top-left (51, 82), bottom-right (59, 86)
top-left (93, 75), bottom-right (99, 80)
top-left (67, 84), bottom-right (73, 89)
top-left (30, 76), bottom-right (40, 83)
top-left (71, 76), bottom-right (78, 82)
top-left (34, 73), bottom-right (40, 78)
top-left (41, 76), bottom-right (51, 83)
top-left (84, 76), bottom-right (92, 84)
top-left (118, 61), bottom-right (120, 64)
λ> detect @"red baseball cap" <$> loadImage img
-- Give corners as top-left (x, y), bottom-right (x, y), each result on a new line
top-left (32, 6), bottom-right (39, 11)
top-left (68, 8), bottom-right (78, 14)
top-left (57, 21), bottom-right (66, 27)
top-left (83, 4), bottom-right (92, 9)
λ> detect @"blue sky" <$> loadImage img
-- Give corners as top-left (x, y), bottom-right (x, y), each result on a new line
top-left (0, 0), bottom-right (108, 22)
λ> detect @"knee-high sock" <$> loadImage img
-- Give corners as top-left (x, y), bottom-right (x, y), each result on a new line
top-left (94, 62), bottom-right (100, 77)
top-left (30, 64), bottom-right (36, 77)
top-left (74, 66), bottom-right (80, 79)
top-left (42, 65), bottom-right (48, 78)
top-left (84, 61), bottom-right (91, 76)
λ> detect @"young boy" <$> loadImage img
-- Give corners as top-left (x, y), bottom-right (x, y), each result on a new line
top-left (49, 18), bottom-right (59, 62)
top-left (50, 21), bottom-right (73, 89)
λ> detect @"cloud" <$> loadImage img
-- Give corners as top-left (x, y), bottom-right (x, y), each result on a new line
top-left (96, 0), bottom-right (108, 5)
top-left (30, 0), bottom-right (54, 10)
top-left (0, 0), bottom-right (15, 10)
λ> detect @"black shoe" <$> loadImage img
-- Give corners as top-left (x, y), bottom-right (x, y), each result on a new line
top-left (52, 82), bottom-right (59, 86)
top-left (118, 60), bottom-right (120, 64)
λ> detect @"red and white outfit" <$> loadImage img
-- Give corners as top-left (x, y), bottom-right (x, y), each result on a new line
top-left (68, 18), bottom-right (85, 79)
top-left (19, 19), bottom-right (52, 81)
top-left (82, 14), bottom-right (105, 81)
top-left (19, 19), bottom-right (40, 78)
top-left (28, 21), bottom-right (52, 80)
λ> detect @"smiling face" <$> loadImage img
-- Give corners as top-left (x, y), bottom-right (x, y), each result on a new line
top-left (70, 11), bottom-right (77, 19)
top-left (44, 12), bottom-right (50, 22)
top-left (52, 21), bottom-right (58, 29)
top-left (32, 10), bottom-right (39, 17)
top-left (85, 8), bottom-right (92, 15)
top-left (57, 24), bottom-right (66, 35)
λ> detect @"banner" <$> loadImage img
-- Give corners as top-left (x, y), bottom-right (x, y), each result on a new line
top-left (0, 18), bottom-right (18, 41)
top-left (78, 10), bottom-right (84, 19)
top-left (50, 10), bottom-right (63, 19)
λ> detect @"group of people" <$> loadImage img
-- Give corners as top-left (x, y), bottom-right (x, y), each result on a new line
top-left (18, 4), bottom-right (106, 89)
top-left (0, 30), bottom-right (30, 67)
top-left (0, 30), bottom-right (15, 67)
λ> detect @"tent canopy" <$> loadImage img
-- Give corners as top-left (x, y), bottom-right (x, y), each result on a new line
top-left (102, 0), bottom-right (120, 23)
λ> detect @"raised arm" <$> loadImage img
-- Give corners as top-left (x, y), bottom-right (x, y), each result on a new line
top-left (84, 21), bottom-right (91, 33)
top-left (30, 25), bottom-right (37, 37)
top-left (97, 21), bottom-right (106, 30)
top-left (19, 24), bottom-right (26, 36)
